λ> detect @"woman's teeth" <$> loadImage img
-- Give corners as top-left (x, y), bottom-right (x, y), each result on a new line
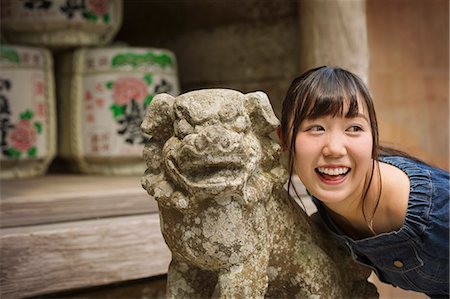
top-left (316, 167), bottom-right (349, 176)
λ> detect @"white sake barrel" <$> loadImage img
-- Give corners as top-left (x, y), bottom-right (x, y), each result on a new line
top-left (0, 45), bottom-right (56, 179)
top-left (58, 46), bottom-right (180, 175)
top-left (0, 0), bottom-right (122, 49)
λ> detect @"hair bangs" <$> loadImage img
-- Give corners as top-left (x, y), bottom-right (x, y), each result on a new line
top-left (281, 66), bottom-right (379, 159)
top-left (299, 70), bottom-right (361, 121)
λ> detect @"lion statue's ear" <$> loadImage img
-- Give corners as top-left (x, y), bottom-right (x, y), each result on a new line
top-left (244, 91), bottom-right (280, 136)
top-left (141, 93), bottom-right (176, 141)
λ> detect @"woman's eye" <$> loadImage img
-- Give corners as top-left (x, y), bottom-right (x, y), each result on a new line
top-left (307, 125), bottom-right (324, 132)
top-left (347, 125), bottom-right (363, 132)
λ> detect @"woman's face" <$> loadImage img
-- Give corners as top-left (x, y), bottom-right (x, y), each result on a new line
top-left (292, 100), bottom-right (374, 205)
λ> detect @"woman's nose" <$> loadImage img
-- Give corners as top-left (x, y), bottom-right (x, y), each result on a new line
top-left (322, 133), bottom-right (347, 157)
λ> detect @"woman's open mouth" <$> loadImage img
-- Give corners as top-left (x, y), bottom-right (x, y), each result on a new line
top-left (315, 167), bottom-right (350, 184)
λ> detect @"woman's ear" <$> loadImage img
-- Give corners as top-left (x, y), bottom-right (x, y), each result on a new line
top-left (276, 126), bottom-right (288, 152)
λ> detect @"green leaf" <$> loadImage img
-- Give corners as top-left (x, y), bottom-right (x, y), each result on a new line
top-left (20, 110), bottom-right (33, 120)
top-left (6, 148), bottom-right (21, 159)
top-left (110, 104), bottom-right (126, 118)
top-left (149, 53), bottom-right (174, 68)
top-left (144, 73), bottom-right (153, 85)
top-left (28, 147), bottom-right (37, 157)
top-left (144, 95), bottom-right (154, 108)
top-left (103, 14), bottom-right (110, 23)
top-left (0, 47), bottom-right (20, 64)
top-left (85, 11), bottom-right (98, 22)
top-left (34, 122), bottom-right (43, 134)
top-left (106, 81), bottom-right (114, 89)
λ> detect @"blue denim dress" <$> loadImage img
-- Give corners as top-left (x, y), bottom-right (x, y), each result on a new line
top-left (311, 156), bottom-right (449, 298)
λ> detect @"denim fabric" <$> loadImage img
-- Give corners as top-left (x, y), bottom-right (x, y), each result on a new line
top-left (311, 156), bottom-right (449, 298)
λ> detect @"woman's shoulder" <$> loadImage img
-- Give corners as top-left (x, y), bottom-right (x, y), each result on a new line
top-left (379, 155), bottom-right (448, 237)
top-left (377, 160), bottom-right (410, 233)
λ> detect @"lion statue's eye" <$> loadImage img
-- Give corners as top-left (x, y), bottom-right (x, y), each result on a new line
top-left (174, 119), bottom-right (194, 138)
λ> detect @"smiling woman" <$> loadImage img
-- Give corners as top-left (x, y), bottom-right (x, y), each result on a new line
top-left (294, 113), bottom-right (373, 210)
top-left (278, 66), bottom-right (449, 298)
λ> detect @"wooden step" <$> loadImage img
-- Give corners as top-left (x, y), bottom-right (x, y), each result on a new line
top-left (1, 214), bottom-right (171, 299)
top-left (0, 175), bottom-right (170, 299)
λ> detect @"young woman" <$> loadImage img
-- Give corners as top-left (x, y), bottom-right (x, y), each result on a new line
top-left (278, 66), bottom-right (449, 298)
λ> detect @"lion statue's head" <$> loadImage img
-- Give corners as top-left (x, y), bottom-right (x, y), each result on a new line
top-left (141, 89), bottom-right (287, 210)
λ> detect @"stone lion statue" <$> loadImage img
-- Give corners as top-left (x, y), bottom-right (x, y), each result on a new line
top-left (141, 89), bottom-right (377, 298)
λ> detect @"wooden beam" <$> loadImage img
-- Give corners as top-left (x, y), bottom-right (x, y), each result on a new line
top-left (0, 214), bottom-right (171, 299)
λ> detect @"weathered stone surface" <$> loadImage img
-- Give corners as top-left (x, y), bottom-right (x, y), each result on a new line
top-left (141, 89), bottom-right (378, 298)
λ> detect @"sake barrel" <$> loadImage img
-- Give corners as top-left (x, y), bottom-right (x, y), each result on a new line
top-left (0, 0), bottom-right (122, 49)
top-left (58, 47), bottom-right (180, 175)
top-left (0, 45), bottom-right (56, 179)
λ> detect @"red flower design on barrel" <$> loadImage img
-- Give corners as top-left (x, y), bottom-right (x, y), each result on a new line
top-left (88, 0), bottom-right (110, 17)
top-left (112, 77), bottom-right (148, 106)
top-left (9, 120), bottom-right (37, 151)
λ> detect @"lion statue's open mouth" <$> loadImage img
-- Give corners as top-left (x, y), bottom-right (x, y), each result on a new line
top-left (164, 125), bottom-right (261, 196)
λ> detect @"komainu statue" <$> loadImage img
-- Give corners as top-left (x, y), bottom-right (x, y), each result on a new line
top-left (141, 89), bottom-right (378, 298)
